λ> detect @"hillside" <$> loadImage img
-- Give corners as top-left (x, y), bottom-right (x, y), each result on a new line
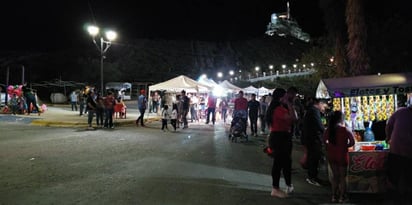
top-left (0, 35), bottom-right (311, 86)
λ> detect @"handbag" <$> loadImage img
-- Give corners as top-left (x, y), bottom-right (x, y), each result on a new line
top-left (263, 146), bottom-right (274, 157)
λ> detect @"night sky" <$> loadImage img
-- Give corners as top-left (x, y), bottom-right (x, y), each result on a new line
top-left (1, 0), bottom-right (324, 51)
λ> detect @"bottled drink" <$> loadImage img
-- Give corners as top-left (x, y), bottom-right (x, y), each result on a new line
top-left (364, 127), bottom-right (375, 142)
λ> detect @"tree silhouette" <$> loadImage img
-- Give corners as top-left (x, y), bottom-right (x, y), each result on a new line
top-left (346, 0), bottom-right (369, 75)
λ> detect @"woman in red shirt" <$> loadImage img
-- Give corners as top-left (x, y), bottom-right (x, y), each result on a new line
top-left (267, 87), bottom-right (298, 198)
top-left (323, 111), bottom-right (355, 203)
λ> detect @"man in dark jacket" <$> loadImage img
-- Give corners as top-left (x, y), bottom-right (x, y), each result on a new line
top-left (302, 98), bottom-right (326, 186)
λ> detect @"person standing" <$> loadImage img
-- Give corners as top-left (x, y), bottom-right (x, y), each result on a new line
top-left (175, 95), bottom-right (182, 128)
top-left (22, 82), bottom-right (40, 115)
top-left (103, 91), bottom-right (115, 128)
top-left (233, 91), bottom-right (248, 135)
top-left (152, 91), bottom-right (159, 114)
top-left (95, 93), bottom-right (105, 128)
top-left (267, 87), bottom-right (298, 198)
top-left (385, 104), bottom-right (412, 204)
top-left (302, 98), bottom-right (326, 186)
top-left (161, 105), bottom-right (170, 131)
top-left (86, 90), bottom-right (97, 130)
top-left (219, 97), bottom-right (229, 123)
top-left (180, 90), bottom-right (190, 128)
top-left (190, 94), bottom-right (198, 123)
top-left (136, 89), bottom-right (147, 127)
top-left (70, 91), bottom-right (78, 111)
top-left (171, 103), bottom-right (178, 131)
top-left (323, 111), bottom-right (355, 203)
top-left (10, 93), bottom-right (19, 115)
top-left (259, 95), bottom-right (268, 134)
top-left (206, 93), bottom-right (217, 125)
top-left (248, 93), bottom-right (260, 137)
top-left (79, 89), bottom-right (86, 116)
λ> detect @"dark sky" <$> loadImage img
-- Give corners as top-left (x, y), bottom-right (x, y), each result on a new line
top-left (1, 0), bottom-right (324, 51)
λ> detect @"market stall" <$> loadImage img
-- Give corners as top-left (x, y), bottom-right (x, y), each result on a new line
top-left (316, 72), bottom-right (412, 193)
top-left (148, 75), bottom-right (212, 108)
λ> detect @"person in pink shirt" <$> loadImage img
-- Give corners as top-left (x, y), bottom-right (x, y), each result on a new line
top-left (323, 111), bottom-right (355, 203)
top-left (232, 91), bottom-right (248, 134)
top-left (206, 93), bottom-right (217, 125)
top-left (267, 87), bottom-right (298, 198)
top-left (234, 91), bottom-right (248, 112)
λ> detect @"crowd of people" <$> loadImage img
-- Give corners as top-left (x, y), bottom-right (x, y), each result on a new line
top-left (4, 82), bottom-right (43, 115)
top-left (69, 87), bottom-right (127, 130)
top-left (40, 85), bottom-right (412, 203)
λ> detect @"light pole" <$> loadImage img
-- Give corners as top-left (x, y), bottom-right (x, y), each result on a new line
top-left (255, 66), bottom-right (260, 77)
top-left (269, 65), bottom-right (273, 75)
top-left (229, 70), bottom-right (234, 82)
top-left (217, 72), bottom-right (223, 79)
top-left (87, 25), bottom-right (117, 95)
top-left (282, 64), bottom-right (286, 74)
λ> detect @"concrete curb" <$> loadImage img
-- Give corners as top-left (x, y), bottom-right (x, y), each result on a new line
top-left (30, 117), bottom-right (161, 128)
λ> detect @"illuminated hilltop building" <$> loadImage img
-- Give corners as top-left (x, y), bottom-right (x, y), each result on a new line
top-left (265, 2), bottom-right (310, 42)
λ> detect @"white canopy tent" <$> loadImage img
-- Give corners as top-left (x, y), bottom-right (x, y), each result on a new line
top-left (218, 80), bottom-right (242, 93)
top-left (198, 77), bottom-right (218, 88)
top-left (257, 86), bottom-right (270, 96)
top-left (242, 85), bottom-right (259, 94)
top-left (149, 75), bottom-right (211, 94)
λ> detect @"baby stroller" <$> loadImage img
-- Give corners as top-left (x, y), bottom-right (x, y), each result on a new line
top-left (228, 110), bottom-right (248, 142)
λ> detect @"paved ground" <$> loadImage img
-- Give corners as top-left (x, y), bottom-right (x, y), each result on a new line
top-left (0, 103), bottom-right (397, 205)
top-left (0, 103), bottom-right (161, 128)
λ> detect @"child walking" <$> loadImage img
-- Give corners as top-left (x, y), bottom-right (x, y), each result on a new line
top-left (171, 103), bottom-right (178, 131)
top-left (161, 105), bottom-right (170, 131)
top-left (323, 111), bottom-right (355, 203)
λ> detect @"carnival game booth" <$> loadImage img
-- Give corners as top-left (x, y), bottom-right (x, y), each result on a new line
top-left (316, 72), bottom-right (412, 193)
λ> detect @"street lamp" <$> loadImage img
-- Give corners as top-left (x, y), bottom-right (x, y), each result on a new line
top-left (87, 25), bottom-right (117, 95)
top-left (217, 72), bottom-right (223, 78)
top-left (255, 66), bottom-right (260, 77)
top-left (269, 65), bottom-right (273, 75)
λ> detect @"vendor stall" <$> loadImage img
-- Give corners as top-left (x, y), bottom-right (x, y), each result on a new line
top-left (316, 72), bottom-right (412, 193)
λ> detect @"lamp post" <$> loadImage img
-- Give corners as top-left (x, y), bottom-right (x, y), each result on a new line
top-left (255, 66), bottom-right (260, 77)
top-left (229, 70), bottom-right (234, 82)
top-left (269, 65), bottom-right (273, 75)
top-left (87, 25), bottom-right (117, 95)
top-left (217, 72), bottom-right (223, 79)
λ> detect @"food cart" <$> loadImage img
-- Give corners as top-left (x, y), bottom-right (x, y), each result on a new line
top-left (316, 72), bottom-right (412, 193)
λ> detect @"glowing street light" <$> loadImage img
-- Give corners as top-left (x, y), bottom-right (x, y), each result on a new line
top-left (87, 24), bottom-right (117, 95)
top-left (255, 66), bottom-right (260, 77)
top-left (217, 72), bottom-right (223, 78)
top-left (269, 65), bottom-right (273, 75)
top-left (229, 70), bottom-right (234, 76)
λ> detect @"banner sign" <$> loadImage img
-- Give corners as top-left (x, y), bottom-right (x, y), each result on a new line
top-left (348, 85), bottom-right (412, 97)
top-left (347, 151), bottom-right (388, 193)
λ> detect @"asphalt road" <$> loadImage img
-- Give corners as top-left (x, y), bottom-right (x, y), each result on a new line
top-left (0, 120), bottom-right (394, 205)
